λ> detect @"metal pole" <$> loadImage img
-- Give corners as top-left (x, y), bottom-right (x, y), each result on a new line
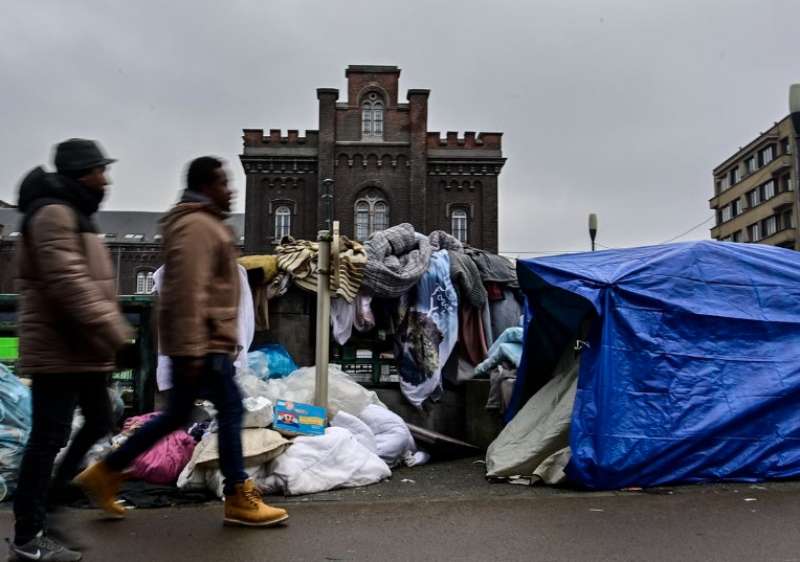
top-left (314, 177), bottom-right (335, 415)
top-left (314, 230), bottom-right (332, 413)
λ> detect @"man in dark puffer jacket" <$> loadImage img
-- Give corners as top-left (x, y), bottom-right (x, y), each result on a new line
top-left (10, 139), bottom-right (132, 562)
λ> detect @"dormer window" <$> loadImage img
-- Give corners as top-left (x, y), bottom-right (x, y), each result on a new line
top-left (361, 92), bottom-right (384, 139)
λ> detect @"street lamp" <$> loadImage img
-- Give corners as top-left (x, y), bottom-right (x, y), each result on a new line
top-left (320, 178), bottom-right (335, 232)
top-left (588, 213), bottom-right (598, 252)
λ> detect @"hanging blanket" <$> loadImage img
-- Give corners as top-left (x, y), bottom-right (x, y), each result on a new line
top-left (395, 250), bottom-right (459, 407)
top-left (464, 247), bottom-right (518, 287)
top-left (276, 236), bottom-right (366, 302)
top-left (362, 223), bottom-right (433, 298)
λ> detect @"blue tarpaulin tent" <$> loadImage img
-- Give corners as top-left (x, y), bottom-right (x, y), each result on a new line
top-left (512, 241), bottom-right (800, 489)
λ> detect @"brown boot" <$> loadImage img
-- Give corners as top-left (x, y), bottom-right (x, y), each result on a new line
top-left (74, 461), bottom-right (126, 518)
top-left (224, 480), bottom-right (288, 527)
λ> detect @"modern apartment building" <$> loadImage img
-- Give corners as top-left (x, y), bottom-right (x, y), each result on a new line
top-left (710, 116), bottom-right (798, 249)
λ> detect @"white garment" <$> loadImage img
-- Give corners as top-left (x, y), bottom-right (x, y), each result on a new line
top-left (154, 264), bottom-right (255, 391)
top-left (330, 297), bottom-right (355, 346)
top-left (257, 427), bottom-right (391, 496)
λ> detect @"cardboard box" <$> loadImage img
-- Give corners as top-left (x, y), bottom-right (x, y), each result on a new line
top-left (273, 400), bottom-right (327, 437)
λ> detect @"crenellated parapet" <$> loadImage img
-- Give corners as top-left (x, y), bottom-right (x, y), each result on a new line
top-left (425, 131), bottom-right (503, 150)
top-left (242, 129), bottom-right (320, 147)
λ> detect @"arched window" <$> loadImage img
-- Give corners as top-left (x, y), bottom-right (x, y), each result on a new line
top-left (274, 205), bottom-right (292, 239)
top-left (373, 201), bottom-right (388, 232)
top-left (355, 201), bottom-right (371, 241)
top-left (354, 190), bottom-right (390, 241)
top-left (451, 208), bottom-right (468, 243)
top-left (361, 92), bottom-right (384, 138)
top-left (136, 270), bottom-right (155, 295)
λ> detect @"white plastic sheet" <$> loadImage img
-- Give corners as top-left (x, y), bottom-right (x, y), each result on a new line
top-left (238, 364), bottom-right (385, 417)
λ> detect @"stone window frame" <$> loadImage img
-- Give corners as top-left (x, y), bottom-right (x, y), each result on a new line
top-left (446, 204), bottom-right (473, 244)
top-left (268, 199), bottom-right (297, 243)
top-left (135, 268), bottom-right (155, 295)
top-left (360, 91), bottom-right (385, 139)
top-left (354, 187), bottom-right (390, 241)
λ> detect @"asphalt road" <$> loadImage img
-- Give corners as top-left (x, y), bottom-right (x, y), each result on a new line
top-left (3, 481), bottom-right (800, 561)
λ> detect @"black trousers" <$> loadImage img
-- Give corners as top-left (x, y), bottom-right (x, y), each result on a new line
top-left (13, 373), bottom-right (112, 544)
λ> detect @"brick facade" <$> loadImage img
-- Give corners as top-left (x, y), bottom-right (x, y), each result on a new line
top-left (241, 65), bottom-right (505, 253)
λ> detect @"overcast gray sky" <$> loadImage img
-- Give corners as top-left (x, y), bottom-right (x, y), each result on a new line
top-left (1, 0), bottom-right (798, 255)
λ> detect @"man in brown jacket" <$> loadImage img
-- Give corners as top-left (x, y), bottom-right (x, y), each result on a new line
top-left (11, 139), bottom-right (132, 562)
top-left (77, 156), bottom-right (288, 528)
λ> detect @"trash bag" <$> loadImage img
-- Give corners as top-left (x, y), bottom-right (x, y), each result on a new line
top-left (253, 365), bottom-right (385, 417)
top-left (247, 345), bottom-right (298, 381)
top-left (0, 364), bottom-right (31, 501)
top-left (236, 372), bottom-right (274, 428)
top-left (241, 396), bottom-right (274, 429)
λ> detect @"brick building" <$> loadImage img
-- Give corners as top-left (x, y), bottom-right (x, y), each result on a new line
top-left (240, 65), bottom-right (506, 254)
top-left (0, 207), bottom-right (243, 295)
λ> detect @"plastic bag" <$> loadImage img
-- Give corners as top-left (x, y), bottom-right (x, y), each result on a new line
top-left (246, 364), bottom-right (385, 417)
top-left (242, 396), bottom-right (273, 428)
top-left (0, 364), bottom-right (31, 500)
top-left (247, 345), bottom-right (298, 381)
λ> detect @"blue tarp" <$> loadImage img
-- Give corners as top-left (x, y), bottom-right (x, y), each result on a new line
top-left (514, 241), bottom-right (800, 489)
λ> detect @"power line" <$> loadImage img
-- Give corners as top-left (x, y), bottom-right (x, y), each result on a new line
top-left (500, 214), bottom-right (715, 258)
top-left (659, 215), bottom-right (715, 244)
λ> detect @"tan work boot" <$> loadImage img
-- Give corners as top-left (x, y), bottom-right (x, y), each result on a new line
top-left (224, 480), bottom-right (289, 527)
top-left (74, 461), bottom-right (126, 518)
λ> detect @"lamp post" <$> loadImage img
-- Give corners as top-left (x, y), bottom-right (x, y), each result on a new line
top-left (314, 178), bottom-right (335, 413)
top-left (588, 213), bottom-right (598, 252)
top-left (789, 85), bottom-right (800, 249)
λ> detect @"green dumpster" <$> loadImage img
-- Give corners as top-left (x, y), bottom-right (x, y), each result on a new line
top-left (0, 294), bottom-right (157, 414)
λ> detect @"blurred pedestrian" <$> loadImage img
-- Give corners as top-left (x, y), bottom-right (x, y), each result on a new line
top-left (10, 139), bottom-right (133, 562)
top-left (77, 156), bottom-right (288, 528)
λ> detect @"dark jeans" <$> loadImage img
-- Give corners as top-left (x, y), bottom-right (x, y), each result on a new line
top-left (106, 354), bottom-right (247, 495)
top-left (14, 373), bottom-right (113, 545)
